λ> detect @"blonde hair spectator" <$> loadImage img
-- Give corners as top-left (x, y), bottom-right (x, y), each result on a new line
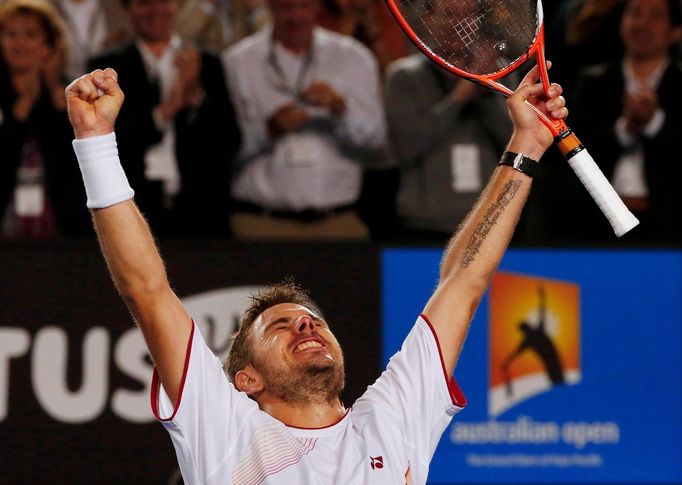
top-left (0, 0), bottom-right (67, 54)
top-left (0, 0), bottom-right (92, 240)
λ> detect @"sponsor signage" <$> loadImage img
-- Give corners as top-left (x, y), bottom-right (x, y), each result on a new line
top-left (0, 241), bottom-right (381, 483)
top-left (383, 249), bottom-right (682, 484)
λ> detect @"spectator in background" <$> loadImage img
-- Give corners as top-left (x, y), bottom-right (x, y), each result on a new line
top-left (52, 0), bottom-right (132, 80)
top-left (315, 0), bottom-right (407, 239)
top-left (547, 0), bottom-right (625, 93)
top-left (89, 0), bottom-right (241, 237)
top-left (569, 0), bottom-right (682, 242)
top-left (223, 0), bottom-right (386, 240)
top-left (0, 0), bottom-right (90, 239)
top-left (175, 0), bottom-right (270, 54)
top-left (316, 0), bottom-right (406, 72)
top-left (385, 55), bottom-right (511, 241)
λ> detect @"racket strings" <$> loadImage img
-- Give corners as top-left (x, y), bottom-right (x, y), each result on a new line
top-left (397, 0), bottom-right (538, 75)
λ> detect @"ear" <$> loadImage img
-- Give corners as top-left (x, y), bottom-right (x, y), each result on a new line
top-left (671, 26), bottom-right (682, 45)
top-left (234, 366), bottom-right (265, 396)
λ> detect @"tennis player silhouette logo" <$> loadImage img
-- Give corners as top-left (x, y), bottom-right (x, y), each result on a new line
top-left (501, 287), bottom-right (565, 395)
top-left (488, 273), bottom-right (581, 417)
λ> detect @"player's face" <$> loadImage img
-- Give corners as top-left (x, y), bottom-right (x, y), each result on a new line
top-left (621, 0), bottom-right (680, 59)
top-left (127, 0), bottom-right (177, 44)
top-left (249, 303), bottom-right (345, 401)
top-left (0, 13), bottom-right (50, 73)
top-left (252, 303), bottom-right (343, 370)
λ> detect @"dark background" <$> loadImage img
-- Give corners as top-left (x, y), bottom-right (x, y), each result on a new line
top-left (0, 241), bottom-right (382, 484)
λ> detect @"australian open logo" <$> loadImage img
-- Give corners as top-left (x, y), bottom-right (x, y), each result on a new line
top-left (488, 272), bottom-right (581, 417)
top-left (450, 271), bottom-right (620, 467)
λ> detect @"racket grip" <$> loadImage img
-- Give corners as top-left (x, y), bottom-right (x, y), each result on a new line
top-left (564, 149), bottom-right (639, 237)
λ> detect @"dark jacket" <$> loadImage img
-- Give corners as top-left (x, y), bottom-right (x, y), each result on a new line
top-left (0, 61), bottom-right (91, 237)
top-left (525, 61), bottom-right (682, 244)
top-left (89, 42), bottom-right (242, 236)
top-left (572, 61), bottom-right (682, 242)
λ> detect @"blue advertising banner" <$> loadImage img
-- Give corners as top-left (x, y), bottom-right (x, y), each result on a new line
top-left (383, 249), bottom-right (682, 484)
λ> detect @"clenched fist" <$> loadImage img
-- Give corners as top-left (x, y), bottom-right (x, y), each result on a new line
top-left (65, 68), bottom-right (125, 139)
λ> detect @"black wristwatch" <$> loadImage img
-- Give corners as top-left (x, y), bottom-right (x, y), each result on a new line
top-left (498, 151), bottom-right (539, 178)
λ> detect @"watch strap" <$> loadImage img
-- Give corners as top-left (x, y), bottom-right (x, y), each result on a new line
top-left (498, 151), bottom-right (539, 177)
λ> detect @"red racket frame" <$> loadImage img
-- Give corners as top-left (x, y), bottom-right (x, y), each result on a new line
top-left (384, 0), bottom-right (640, 236)
top-left (386, 2), bottom-right (585, 168)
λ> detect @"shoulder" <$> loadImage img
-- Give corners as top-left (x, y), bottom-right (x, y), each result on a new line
top-left (578, 62), bottom-right (620, 82)
top-left (315, 28), bottom-right (377, 66)
top-left (101, 0), bottom-right (127, 14)
top-left (666, 60), bottom-right (682, 78)
top-left (223, 29), bottom-right (268, 64)
top-left (658, 61), bottom-right (682, 100)
top-left (385, 55), bottom-right (427, 81)
top-left (89, 43), bottom-right (138, 70)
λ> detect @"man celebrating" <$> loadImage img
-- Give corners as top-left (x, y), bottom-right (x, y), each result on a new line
top-left (65, 65), bottom-right (567, 483)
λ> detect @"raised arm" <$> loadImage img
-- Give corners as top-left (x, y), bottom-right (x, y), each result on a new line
top-left (422, 65), bottom-right (568, 375)
top-left (65, 69), bottom-right (191, 406)
top-left (538, 286), bottom-right (547, 330)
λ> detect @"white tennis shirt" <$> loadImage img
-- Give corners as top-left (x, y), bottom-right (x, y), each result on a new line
top-left (151, 315), bottom-right (466, 484)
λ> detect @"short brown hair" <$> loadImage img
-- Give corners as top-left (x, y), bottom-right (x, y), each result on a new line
top-left (225, 279), bottom-right (321, 383)
top-left (0, 0), bottom-right (67, 52)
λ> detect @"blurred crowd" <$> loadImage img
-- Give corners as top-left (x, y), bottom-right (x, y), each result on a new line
top-left (0, 0), bottom-right (680, 244)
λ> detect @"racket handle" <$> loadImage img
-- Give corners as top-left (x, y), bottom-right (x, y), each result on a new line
top-left (564, 149), bottom-right (639, 237)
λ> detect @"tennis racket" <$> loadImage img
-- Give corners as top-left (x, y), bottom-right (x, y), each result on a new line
top-left (385, 0), bottom-right (639, 237)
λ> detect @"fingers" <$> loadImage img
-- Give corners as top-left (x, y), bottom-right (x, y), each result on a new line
top-left (546, 83), bottom-right (567, 119)
top-left (91, 68), bottom-right (122, 98)
top-left (271, 104), bottom-right (309, 133)
top-left (280, 108), bottom-right (309, 130)
top-left (65, 68), bottom-right (122, 102)
top-left (511, 79), bottom-right (568, 120)
top-left (66, 73), bottom-right (101, 103)
top-left (546, 93), bottom-right (568, 120)
top-left (101, 67), bottom-right (118, 82)
top-left (518, 60), bottom-right (552, 88)
top-left (509, 82), bottom-right (544, 106)
top-left (302, 82), bottom-right (344, 114)
top-left (547, 82), bottom-right (562, 97)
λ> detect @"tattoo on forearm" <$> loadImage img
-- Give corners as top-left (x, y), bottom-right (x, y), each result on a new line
top-left (461, 180), bottom-right (523, 268)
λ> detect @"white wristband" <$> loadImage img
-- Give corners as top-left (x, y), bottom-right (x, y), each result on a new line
top-left (72, 132), bottom-right (135, 209)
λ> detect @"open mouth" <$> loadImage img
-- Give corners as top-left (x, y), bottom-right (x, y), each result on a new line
top-left (293, 339), bottom-right (326, 353)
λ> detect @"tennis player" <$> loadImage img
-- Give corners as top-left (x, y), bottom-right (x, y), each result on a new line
top-left (65, 65), bottom-right (567, 484)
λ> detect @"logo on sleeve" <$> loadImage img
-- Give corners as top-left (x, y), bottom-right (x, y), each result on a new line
top-left (369, 456), bottom-right (384, 469)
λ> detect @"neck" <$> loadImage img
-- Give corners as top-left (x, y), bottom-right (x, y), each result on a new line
top-left (11, 68), bottom-right (39, 87)
top-left (11, 68), bottom-right (33, 79)
top-left (626, 53), bottom-right (668, 78)
top-left (141, 37), bottom-right (172, 57)
top-left (274, 33), bottom-right (313, 55)
top-left (259, 396), bottom-right (346, 428)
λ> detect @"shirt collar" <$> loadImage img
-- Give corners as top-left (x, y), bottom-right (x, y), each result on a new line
top-left (622, 57), bottom-right (669, 93)
top-left (136, 34), bottom-right (183, 74)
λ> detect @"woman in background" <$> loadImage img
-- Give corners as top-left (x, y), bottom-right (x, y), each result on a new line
top-left (0, 0), bottom-right (90, 239)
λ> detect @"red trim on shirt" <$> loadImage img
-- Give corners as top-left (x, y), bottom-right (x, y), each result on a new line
top-left (419, 313), bottom-right (467, 408)
top-left (150, 321), bottom-right (196, 421)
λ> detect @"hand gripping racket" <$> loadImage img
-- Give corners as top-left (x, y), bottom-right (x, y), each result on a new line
top-left (385, 0), bottom-right (639, 237)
